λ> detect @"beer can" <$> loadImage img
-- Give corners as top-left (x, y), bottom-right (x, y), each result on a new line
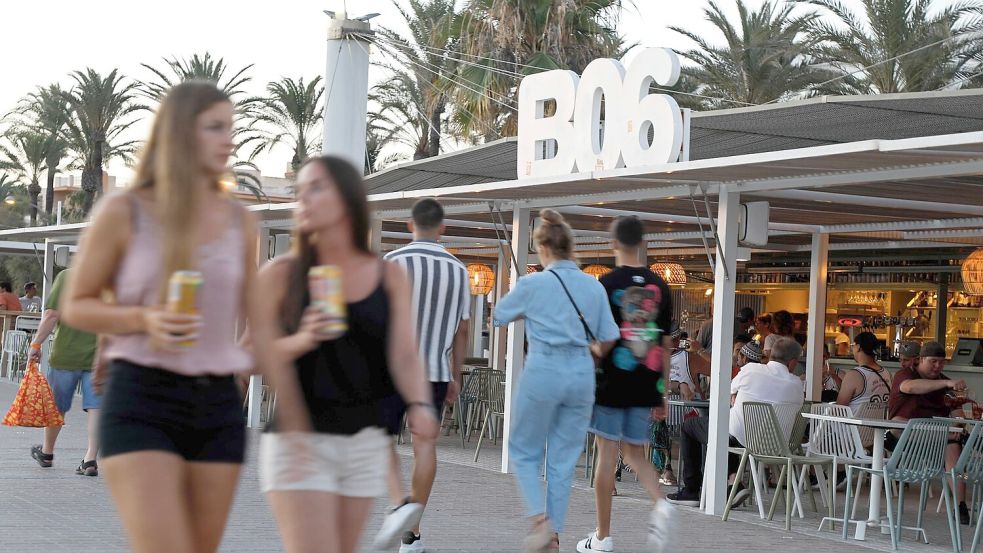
top-left (308, 265), bottom-right (348, 337)
top-left (167, 271), bottom-right (202, 347)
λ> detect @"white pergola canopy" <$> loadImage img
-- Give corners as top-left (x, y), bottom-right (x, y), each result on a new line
top-left (3, 89), bottom-right (982, 517)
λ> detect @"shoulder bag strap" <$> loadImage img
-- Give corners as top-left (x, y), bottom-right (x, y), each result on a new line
top-left (547, 269), bottom-right (597, 342)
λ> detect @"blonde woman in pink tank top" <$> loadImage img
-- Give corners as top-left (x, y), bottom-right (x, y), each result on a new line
top-left (60, 81), bottom-right (308, 553)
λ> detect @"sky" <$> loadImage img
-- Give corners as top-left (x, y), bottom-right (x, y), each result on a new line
top-left (0, 0), bottom-right (865, 182)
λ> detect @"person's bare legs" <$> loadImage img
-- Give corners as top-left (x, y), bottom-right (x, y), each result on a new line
top-left (592, 437), bottom-right (620, 539)
top-left (409, 432), bottom-right (437, 533)
top-left (269, 491), bottom-right (341, 553)
top-left (42, 425), bottom-right (61, 455)
top-left (387, 444), bottom-right (406, 505)
top-left (622, 443), bottom-right (665, 502)
top-left (102, 451), bottom-right (196, 553)
top-left (946, 442), bottom-right (967, 502)
top-left (338, 496), bottom-right (375, 553)
top-left (187, 462), bottom-right (242, 553)
top-left (83, 409), bottom-right (100, 462)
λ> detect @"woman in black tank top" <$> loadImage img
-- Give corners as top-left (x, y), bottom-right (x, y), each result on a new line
top-left (256, 156), bottom-right (437, 553)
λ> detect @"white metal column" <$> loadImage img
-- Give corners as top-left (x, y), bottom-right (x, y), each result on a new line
top-left (501, 207), bottom-right (531, 473)
top-left (491, 250), bottom-right (510, 372)
top-left (247, 225), bottom-right (273, 429)
top-left (705, 190), bottom-right (740, 515)
top-left (805, 233), bottom-right (830, 401)
top-left (41, 239), bottom-right (55, 306)
top-left (471, 294), bottom-right (486, 357)
top-left (323, 12), bottom-right (372, 174)
top-left (370, 216), bottom-right (384, 254)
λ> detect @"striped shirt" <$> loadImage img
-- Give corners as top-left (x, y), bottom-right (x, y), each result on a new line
top-left (384, 240), bottom-right (470, 382)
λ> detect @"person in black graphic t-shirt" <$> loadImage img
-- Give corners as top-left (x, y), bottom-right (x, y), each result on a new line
top-left (576, 216), bottom-right (675, 553)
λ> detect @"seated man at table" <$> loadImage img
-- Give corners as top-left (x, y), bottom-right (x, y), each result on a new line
top-left (888, 341), bottom-right (970, 524)
top-left (667, 337), bottom-right (805, 507)
top-left (670, 328), bottom-right (711, 401)
top-left (0, 281), bottom-right (22, 311)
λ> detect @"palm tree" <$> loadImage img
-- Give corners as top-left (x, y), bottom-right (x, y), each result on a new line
top-left (0, 173), bottom-right (24, 204)
top-left (451, 0), bottom-right (628, 138)
top-left (373, 0), bottom-right (458, 158)
top-left (242, 76), bottom-right (323, 174)
top-left (15, 84), bottom-right (70, 218)
top-left (139, 52), bottom-right (254, 101)
top-left (797, 0), bottom-right (983, 94)
top-left (0, 131), bottom-right (47, 224)
top-left (365, 121), bottom-right (405, 174)
top-left (671, 1), bottom-right (836, 109)
top-left (369, 70), bottom-right (431, 160)
top-left (62, 68), bottom-right (143, 214)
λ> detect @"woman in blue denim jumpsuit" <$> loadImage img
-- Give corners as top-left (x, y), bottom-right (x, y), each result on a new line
top-left (494, 209), bottom-right (619, 552)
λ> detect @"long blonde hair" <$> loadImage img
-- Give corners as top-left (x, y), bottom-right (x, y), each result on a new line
top-left (130, 81), bottom-right (231, 300)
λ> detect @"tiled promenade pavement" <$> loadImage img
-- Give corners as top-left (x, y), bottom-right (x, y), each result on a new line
top-left (0, 380), bottom-right (915, 552)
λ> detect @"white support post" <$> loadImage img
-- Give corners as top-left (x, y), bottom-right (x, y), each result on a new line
top-left (805, 233), bottom-right (830, 401)
top-left (491, 250), bottom-right (510, 372)
top-left (41, 239), bottom-right (55, 307)
top-left (705, 190), bottom-right (740, 516)
top-left (323, 12), bottom-right (372, 174)
top-left (247, 225), bottom-right (274, 429)
top-left (471, 294), bottom-right (486, 357)
top-left (370, 216), bottom-right (384, 254)
top-left (501, 207), bottom-right (531, 473)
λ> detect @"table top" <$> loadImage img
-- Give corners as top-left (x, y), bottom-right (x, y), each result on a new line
top-left (804, 412), bottom-right (963, 432)
top-left (669, 399), bottom-right (711, 408)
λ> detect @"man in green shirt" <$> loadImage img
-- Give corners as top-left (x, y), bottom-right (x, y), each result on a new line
top-left (28, 269), bottom-right (101, 476)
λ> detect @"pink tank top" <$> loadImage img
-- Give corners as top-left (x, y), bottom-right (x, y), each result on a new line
top-left (103, 194), bottom-right (253, 375)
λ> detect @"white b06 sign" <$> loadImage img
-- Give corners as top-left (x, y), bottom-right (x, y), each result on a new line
top-left (517, 48), bottom-right (684, 178)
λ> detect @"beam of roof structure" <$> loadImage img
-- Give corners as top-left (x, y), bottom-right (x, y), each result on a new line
top-left (903, 229), bottom-right (983, 239)
top-left (556, 205), bottom-right (816, 232)
top-left (758, 189), bottom-right (983, 216)
top-left (822, 216), bottom-right (983, 234)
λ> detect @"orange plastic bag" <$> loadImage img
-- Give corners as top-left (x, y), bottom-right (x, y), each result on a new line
top-left (3, 360), bottom-right (64, 427)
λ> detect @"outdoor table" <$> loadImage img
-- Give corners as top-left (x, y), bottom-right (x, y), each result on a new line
top-left (803, 412), bottom-right (963, 541)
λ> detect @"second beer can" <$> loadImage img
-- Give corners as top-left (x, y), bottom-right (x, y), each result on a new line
top-left (308, 265), bottom-right (348, 338)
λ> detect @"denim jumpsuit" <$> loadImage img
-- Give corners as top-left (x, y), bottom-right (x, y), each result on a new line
top-left (493, 260), bottom-right (619, 532)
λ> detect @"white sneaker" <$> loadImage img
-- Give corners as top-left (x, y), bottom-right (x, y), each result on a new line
top-left (648, 500), bottom-right (675, 553)
top-left (576, 531), bottom-right (613, 552)
top-left (373, 501), bottom-right (424, 550)
top-left (399, 531), bottom-right (426, 553)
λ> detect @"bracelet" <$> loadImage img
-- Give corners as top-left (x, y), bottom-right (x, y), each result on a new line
top-left (407, 401), bottom-right (436, 412)
top-left (29, 343), bottom-right (41, 350)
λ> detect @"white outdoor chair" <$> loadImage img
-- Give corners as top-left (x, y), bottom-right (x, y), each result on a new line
top-left (2, 330), bottom-right (29, 381)
top-left (801, 403), bottom-right (876, 532)
top-left (855, 400), bottom-right (888, 450)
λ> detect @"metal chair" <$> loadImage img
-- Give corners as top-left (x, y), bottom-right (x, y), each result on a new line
top-left (954, 424), bottom-right (983, 552)
top-left (2, 330), bottom-right (29, 381)
top-left (841, 418), bottom-right (959, 552)
top-left (801, 403), bottom-right (875, 531)
top-left (855, 400), bottom-right (888, 450)
top-left (723, 402), bottom-right (834, 531)
top-left (473, 369), bottom-right (505, 462)
top-left (457, 368), bottom-right (482, 447)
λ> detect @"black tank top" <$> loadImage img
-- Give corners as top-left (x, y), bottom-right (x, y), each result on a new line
top-left (290, 274), bottom-right (397, 434)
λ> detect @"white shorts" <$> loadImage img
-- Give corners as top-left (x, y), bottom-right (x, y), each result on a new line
top-left (258, 427), bottom-right (390, 497)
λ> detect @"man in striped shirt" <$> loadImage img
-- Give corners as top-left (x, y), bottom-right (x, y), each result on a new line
top-left (375, 198), bottom-right (471, 553)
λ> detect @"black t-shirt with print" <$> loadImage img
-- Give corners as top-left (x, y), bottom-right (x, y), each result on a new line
top-left (596, 266), bottom-right (673, 407)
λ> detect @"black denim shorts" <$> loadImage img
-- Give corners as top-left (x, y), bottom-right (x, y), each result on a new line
top-left (99, 360), bottom-right (246, 463)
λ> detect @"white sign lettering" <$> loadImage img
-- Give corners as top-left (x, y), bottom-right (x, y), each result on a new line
top-left (517, 48), bottom-right (684, 178)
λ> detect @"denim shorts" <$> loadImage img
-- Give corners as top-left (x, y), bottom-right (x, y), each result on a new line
top-left (46, 367), bottom-right (102, 414)
top-left (589, 405), bottom-right (653, 445)
top-left (99, 360), bottom-right (245, 463)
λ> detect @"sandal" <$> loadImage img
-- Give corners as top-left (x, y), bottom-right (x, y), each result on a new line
top-left (523, 517), bottom-right (553, 553)
top-left (31, 445), bottom-right (53, 468)
top-left (76, 460), bottom-right (98, 477)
